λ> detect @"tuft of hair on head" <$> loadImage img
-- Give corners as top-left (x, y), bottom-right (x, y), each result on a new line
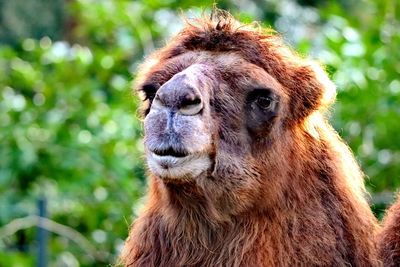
top-left (210, 7), bottom-right (233, 29)
top-left (181, 7), bottom-right (270, 38)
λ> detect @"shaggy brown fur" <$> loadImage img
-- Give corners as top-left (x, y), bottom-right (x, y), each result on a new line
top-left (119, 10), bottom-right (399, 267)
top-left (378, 194), bottom-right (400, 267)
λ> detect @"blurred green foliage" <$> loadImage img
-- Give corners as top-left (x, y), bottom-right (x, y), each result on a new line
top-left (0, 0), bottom-right (399, 266)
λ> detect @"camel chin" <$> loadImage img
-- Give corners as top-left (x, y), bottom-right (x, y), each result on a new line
top-left (147, 152), bottom-right (211, 180)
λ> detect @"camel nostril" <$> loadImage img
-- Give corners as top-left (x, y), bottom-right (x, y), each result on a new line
top-left (181, 97), bottom-right (201, 107)
top-left (151, 75), bottom-right (204, 115)
top-left (179, 95), bottom-right (203, 116)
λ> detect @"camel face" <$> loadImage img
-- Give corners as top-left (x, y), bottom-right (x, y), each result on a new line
top-left (142, 51), bottom-right (284, 182)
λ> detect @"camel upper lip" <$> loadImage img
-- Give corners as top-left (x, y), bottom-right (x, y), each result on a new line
top-left (151, 146), bottom-right (189, 158)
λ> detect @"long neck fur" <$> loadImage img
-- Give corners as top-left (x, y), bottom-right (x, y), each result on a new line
top-left (120, 119), bottom-right (381, 267)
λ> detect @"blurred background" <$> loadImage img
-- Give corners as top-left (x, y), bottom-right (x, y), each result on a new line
top-left (0, 0), bottom-right (399, 266)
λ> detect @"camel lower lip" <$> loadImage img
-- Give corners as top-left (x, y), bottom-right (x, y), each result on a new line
top-left (147, 152), bottom-right (211, 179)
top-left (151, 153), bottom-right (190, 169)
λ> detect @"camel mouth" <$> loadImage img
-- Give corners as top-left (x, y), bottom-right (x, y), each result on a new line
top-left (152, 147), bottom-right (189, 158)
top-left (147, 152), bottom-right (211, 179)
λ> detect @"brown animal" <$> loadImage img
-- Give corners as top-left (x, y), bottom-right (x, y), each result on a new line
top-left (120, 10), bottom-right (400, 267)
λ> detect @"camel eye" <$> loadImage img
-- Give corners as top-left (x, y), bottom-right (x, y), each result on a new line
top-left (142, 84), bottom-right (158, 102)
top-left (256, 96), bottom-right (273, 110)
top-left (246, 88), bottom-right (276, 111)
top-left (246, 88), bottom-right (279, 135)
top-left (139, 83), bottom-right (159, 117)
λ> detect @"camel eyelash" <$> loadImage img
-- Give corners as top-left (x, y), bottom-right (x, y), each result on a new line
top-left (246, 88), bottom-right (277, 107)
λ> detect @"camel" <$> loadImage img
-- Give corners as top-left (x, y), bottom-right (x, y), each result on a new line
top-left (119, 10), bottom-right (400, 267)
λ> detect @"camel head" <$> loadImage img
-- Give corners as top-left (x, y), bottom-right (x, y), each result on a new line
top-left (135, 11), bottom-right (336, 212)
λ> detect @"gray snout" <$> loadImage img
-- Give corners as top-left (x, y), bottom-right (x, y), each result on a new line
top-left (152, 74), bottom-right (203, 116)
top-left (144, 64), bottom-right (213, 173)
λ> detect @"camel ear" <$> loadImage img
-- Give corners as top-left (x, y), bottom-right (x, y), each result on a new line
top-left (287, 62), bottom-right (336, 123)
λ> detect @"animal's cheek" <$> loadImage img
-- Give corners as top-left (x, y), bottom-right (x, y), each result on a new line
top-left (246, 109), bottom-right (277, 136)
top-left (175, 116), bottom-right (213, 153)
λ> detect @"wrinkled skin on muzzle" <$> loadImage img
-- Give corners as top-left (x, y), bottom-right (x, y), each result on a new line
top-left (144, 64), bottom-right (214, 180)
